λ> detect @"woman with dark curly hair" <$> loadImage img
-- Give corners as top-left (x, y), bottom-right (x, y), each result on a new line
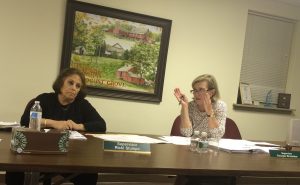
top-left (6, 68), bottom-right (106, 185)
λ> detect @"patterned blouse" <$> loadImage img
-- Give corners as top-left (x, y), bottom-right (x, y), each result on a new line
top-left (180, 100), bottom-right (227, 139)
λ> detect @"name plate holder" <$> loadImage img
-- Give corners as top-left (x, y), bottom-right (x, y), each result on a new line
top-left (10, 127), bottom-right (70, 154)
top-left (269, 150), bottom-right (300, 158)
top-left (103, 140), bottom-right (151, 154)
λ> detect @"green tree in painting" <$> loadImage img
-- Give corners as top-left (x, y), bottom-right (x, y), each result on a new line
top-left (150, 32), bottom-right (162, 43)
top-left (129, 42), bottom-right (159, 82)
top-left (73, 12), bottom-right (89, 51)
top-left (122, 49), bottom-right (130, 60)
top-left (86, 25), bottom-right (105, 62)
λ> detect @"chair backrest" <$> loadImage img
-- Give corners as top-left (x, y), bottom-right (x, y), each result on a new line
top-left (170, 115), bottom-right (182, 136)
top-left (222, 117), bottom-right (242, 139)
top-left (170, 116), bottom-right (242, 139)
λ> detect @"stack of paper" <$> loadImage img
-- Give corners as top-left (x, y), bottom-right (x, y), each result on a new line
top-left (0, 121), bottom-right (20, 128)
top-left (159, 136), bottom-right (190, 145)
top-left (211, 139), bottom-right (280, 153)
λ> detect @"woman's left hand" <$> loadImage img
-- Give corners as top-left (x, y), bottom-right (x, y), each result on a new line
top-left (68, 120), bottom-right (85, 131)
top-left (199, 92), bottom-right (213, 114)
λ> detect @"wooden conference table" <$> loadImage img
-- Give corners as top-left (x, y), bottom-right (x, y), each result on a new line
top-left (1, 131), bottom-right (300, 184)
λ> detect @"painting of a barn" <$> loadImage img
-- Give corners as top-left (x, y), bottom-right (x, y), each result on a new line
top-left (108, 25), bottom-right (152, 43)
top-left (116, 65), bottom-right (145, 85)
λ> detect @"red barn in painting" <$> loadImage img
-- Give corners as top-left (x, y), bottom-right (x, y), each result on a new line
top-left (108, 26), bottom-right (151, 43)
top-left (116, 66), bottom-right (145, 85)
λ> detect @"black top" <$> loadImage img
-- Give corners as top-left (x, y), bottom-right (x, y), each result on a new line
top-left (20, 93), bottom-right (106, 132)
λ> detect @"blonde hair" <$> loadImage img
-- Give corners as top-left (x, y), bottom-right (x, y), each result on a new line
top-left (192, 74), bottom-right (220, 102)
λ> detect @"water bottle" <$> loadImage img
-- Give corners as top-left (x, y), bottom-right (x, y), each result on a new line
top-left (190, 130), bottom-right (200, 152)
top-left (29, 101), bottom-right (42, 131)
top-left (197, 131), bottom-right (208, 153)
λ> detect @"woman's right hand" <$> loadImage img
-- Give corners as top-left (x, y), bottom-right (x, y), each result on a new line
top-left (48, 120), bottom-right (74, 130)
top-left (174, 88), bottom-right (188, 107)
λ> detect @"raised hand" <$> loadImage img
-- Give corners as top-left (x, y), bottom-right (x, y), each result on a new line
top-left (174, 88), bottom-right (188, 107)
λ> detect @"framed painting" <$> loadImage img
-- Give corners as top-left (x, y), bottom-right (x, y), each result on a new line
top-left (60, 0), bottom-right (172, 102)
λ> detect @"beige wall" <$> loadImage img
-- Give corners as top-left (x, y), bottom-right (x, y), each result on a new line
top-left (0, 0), bottom-right (300, 141)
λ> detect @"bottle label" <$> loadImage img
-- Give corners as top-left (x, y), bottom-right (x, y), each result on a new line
top-left (30, 111), bottom-right (42, 119)
top-left (198, 141), bottom-right (208, 149)
top-left (29, 111), bottom-right (42, 131)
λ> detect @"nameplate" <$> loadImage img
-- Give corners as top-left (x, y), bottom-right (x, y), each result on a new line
top-left (103, 140), bottom-right (151, 154)
top-left (10, 127), bottom-right (69, 154)
top-left (269, 150), bottom-right (300, 158)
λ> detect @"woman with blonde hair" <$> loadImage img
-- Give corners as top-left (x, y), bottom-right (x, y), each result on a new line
top-left (173, 74), bottom-right (227, 185)
top-left (174, 74), bottom-right (226, 139)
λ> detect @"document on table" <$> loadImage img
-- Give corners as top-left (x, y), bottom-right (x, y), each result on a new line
top-left (69, 131), bottom-right (87, 140)
top-left (211, 139), bottom-right (280, 153)
top-left (159, 136), bottom-right (190, 145)
top-left (88, 134), bottom-right (167, 144)
top-left (43, 129), bottom-right (87, 140)
top-left (0, 121), bottom-right (20, 128)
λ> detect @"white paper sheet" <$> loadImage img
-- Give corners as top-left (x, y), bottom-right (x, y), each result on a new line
top-left (69, 131), bottom-right (87, 140)
top-left (159, 136), bottom-right (190, 145)
top-left (43, 129), bottom-right (87, 140)
top-left (0, 121), bottom-right (20, 128)
top-left (252, 141), bottom-right (280, 147)
top-left (211, 139), bottom-right (280, 153)
top-left (88, 134), bottom-right (166, 144)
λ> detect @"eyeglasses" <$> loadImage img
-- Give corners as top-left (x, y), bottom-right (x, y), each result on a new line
top-left (190, 88), bottom-right (213, 94)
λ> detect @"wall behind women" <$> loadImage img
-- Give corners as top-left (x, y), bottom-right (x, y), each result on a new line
top-left (0, 0), bottom-right (299, 141)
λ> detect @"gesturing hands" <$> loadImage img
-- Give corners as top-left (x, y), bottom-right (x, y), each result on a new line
top-left (174, 87), bottom-right (214, 115)
top-left (174, 88), bottom-right (188, 107)
top-left (196, 91), bottom-right (213, 114)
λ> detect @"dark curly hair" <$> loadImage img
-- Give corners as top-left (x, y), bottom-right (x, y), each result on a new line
top-left (52, 68), bottom-right (87, 99)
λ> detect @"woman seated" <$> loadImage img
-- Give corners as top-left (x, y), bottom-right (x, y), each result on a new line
top-left (174, 74), bottom-right (227, 185)
top-left (6, 68), bottom-right (106, 185)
